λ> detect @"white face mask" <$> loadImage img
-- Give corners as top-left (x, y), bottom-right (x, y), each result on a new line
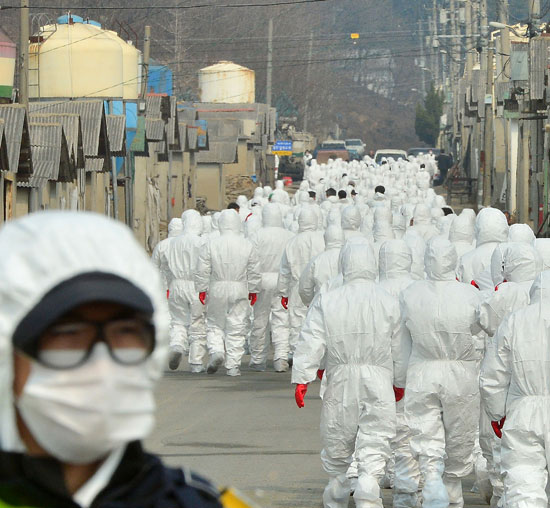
top-left (16, 343), bottom-right (155, 464)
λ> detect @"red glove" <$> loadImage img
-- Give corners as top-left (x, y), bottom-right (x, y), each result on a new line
top-left (248, 293), bottom-right (257, 306)
top-left (393, 386), bottom-right (405, 402)
top-left (317, 369), bottom-right (324, 380)
top-left (199, 292), bottom-right (207, 305)
top-left (295, 384), bottom-right (308, 408)
top-left (166, 289), bottom-right (170, 299)
top-left (281, 296), bottom-right (289, 310)
top-left (491, 417), bottom-right (506, 439)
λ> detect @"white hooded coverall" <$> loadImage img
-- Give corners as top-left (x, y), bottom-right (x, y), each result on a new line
top-left (292, 241), bottom-right (405, 508)
top-left (378, 240), bottom-right (421, 508)
top-left (195, 210), bottom-right (262, 371)
top-left (248, 204), bottom-right (294, 370)
top-left (165, 211), bottom-right (207, 370)
top-left (151, 218), bottom-right (182, 291)
top-left (278, 206), bottom-right (325, 356)
top-left (480, 272), bottom-right (550, 508)
top-left (401, 237), bottom-right (481, 507)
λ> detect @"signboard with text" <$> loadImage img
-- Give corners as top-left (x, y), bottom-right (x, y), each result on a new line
top-left (272, 140), bottom-right (293, 156)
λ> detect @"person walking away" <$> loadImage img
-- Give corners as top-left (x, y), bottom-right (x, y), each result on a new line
top-left (278, 206), bottom-right (325, 362)
top-left (401, 237), bottom-right (482, 507)
top-left (378, 240), bottom-right (421, 508)
top-left (165, 210), bottom-right (207, 372)
top-left (480, 271), bottom-right (550, 508)
top-left (292, 241), bottom-right (406, 508)
top-left (248, 204), bottom-right (294, 372)
top-left (195, 210), bottom-right (261, 376)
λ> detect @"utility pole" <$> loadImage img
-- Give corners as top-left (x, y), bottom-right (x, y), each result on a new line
top-left (464, 0), bottom-right (474, 78)
top-left (141, 26), bottom-right (151, 99)
top-left (19, 0), bottom-right (29, 106)
top-left (303, 31), bottom-right (313, 132)
top-left (449, 0), bottom-right (459, 157)
top-left (108, 101), bottom-right (119, 220)
top-left (482, 37), bottom-right (494, 206)
top-left (266, 18), bottom-right (273, 109)
top-left (419, 19), bottom-right (426, 97)
top-left (432, 0), bottom-right (439, 89)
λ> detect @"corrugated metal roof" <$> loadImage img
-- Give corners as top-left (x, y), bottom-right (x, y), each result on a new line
top-left (29, 101), bottom-right (107, 158)
top-left (146, 118), bottom-right (165, 141)
top-left (85, 157), bottom-right (106, 172)
top-left (106, 114), bottom-right (126, 156)
top-left (529, 36), bottom-right (550, 100)
top-left (30, 113), bottom-right (84, 169)
top-left (27, 123), bottom-right (61, 187)
top-left (196, 140), bottom-right (238, 164)
top-left (0, 105), bottom-right (33, 177)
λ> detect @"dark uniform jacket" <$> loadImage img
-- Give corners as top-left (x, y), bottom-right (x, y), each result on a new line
top-left (0, 441), bottom-right (222, 508)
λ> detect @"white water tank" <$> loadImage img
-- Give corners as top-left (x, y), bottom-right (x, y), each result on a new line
top-left (29, 21), bottom-right (123, 99)
top-left (198, 61), bottom-right (255, 104)
top-left (101, 29), bottom-right (140, 100)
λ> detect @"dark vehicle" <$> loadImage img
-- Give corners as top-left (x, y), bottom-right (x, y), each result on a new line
top-left (278, 156), bottom-right (304, 181)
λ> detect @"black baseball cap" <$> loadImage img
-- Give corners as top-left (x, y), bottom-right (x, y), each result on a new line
top-left (13, 272), bottom-right (154, 353)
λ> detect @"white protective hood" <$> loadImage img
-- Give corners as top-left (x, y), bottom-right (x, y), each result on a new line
top-left (379, 239), bottom-right (413, 280)
top-left (0, 212), bottom-right (169, 453)
top-left (182, 211), bottom-right (203, 236)
top-left (424, 237), bottom-right (458, 281)
top-left (508, 223), bottom-right (535, 244)
top-left (474, 207), bottom-right (509, 246)
top-left (324, 225), bottom-right (345, 250)
top-left (262, 203), bottom-right (283, 228)
top-left (298, 206), bottom-right (318, 233)
top-left (490, 242), bottom-right (542, 285)
top-left (449, 213), bottom-right (474, 244)
top-left (218, 209), bottom-right (242, 235)
top-left (341, 205), bottom-right (361, 231)
top-left (339, 239), bottom-right (378, 284)
top-left (167, 218), bottom-right (183, 238)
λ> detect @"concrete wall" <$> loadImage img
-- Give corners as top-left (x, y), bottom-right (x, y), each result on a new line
top-left (196, 163), bottom-right (222, 210)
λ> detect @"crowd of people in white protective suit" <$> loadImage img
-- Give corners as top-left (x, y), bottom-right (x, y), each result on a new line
top-left (153, 152), bottom-right (550, 508)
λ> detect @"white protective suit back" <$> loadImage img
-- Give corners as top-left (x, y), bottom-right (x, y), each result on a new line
top-left (195, 209), bottom-right (261, 301)
top-left (481, 271), bottom-right (550, 428)
top-left (166, 212), bottom-right (204, 281)
top-left (0, 212), bottom-right (169, 453)
top-left (379, 239), bottom-right (413, 281)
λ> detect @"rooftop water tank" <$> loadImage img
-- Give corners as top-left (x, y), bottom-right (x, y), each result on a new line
top-left (98, 29), bottom-right (140, 100)
top-left (29, 20), bottom-right (123, 99)
top-left (198, 61), bottom-right (255, 104)
top-left (0, 28), bottom-right (16, 101)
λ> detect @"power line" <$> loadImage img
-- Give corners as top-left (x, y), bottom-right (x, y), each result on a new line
top-left (1, 0), bottom-right (331, 10)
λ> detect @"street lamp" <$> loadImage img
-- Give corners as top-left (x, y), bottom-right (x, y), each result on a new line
top-left (489, 21), bottom-right (528, 38)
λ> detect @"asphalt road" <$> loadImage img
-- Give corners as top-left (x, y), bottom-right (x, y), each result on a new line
top-left (146, 357), bottom-right (487, 508)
